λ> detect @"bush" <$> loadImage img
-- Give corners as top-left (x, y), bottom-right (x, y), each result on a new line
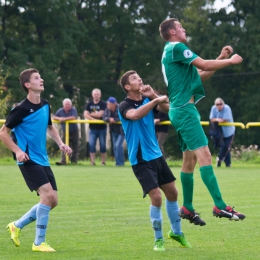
top-left (231, 144), bottom-right (260, 163)
top-left (0, 141), bottom-right (13, 157)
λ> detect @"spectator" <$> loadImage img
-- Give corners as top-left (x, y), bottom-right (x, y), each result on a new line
top-left (208, 120), bottom-right (224, 150)
top-left (84, 88), bottom-right (107, 165)
top-left (103, 97), bottom-right (125, 166)
top-left (209, 98), bottom-right (235, 167)
top-left (154, 110), bottom-right (169, 156)
top-left (53, 98), bottom-right (79, 165)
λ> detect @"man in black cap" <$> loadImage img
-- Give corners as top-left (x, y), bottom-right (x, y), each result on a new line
top-left (103, 97), bottom-right (125, 166)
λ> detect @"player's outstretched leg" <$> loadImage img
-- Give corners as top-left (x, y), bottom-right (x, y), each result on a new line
top-left (213, 205), bottom-right (246, 220)
top-left (179, 206), bottom-right (206, 226)
top-left (6, 203), bottom-right (39, 248)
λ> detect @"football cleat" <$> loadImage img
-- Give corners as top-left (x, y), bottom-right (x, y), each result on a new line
top-left (32, 242), bottom-right (56, 252)
top-left (153, 238), bottom-right (165, 251)
top-left (6, 222), bottom-right (21, 247)
top-left (179, 206), bottom-right (206, 226)
top-left (213, 205), bottom-right (246, 220)
top-left (168, 230), bottom-right (192, 248)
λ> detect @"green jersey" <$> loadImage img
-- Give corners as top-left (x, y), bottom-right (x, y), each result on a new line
top-left (161, 42), bottom-right (205, 109)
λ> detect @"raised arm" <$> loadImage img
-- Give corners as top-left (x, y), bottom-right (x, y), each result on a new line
top-left (125, 96), bottom-right (168, 121)
top-left (139, 85), bottom-right (169, 113)
top-left (195, 46), bottom-right (242, 81)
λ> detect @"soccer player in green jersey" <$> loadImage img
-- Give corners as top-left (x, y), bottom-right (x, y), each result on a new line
top-left (159, 18), bottom-right (246, 225)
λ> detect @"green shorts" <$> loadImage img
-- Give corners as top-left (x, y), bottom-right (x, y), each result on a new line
top-left (169, 103), bottom-right (208, 152)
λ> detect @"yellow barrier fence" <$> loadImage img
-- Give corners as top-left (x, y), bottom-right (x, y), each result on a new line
top-left (0, 119), bottom-right (249, 163)
top-left (246, 122), bottom-right (260, 129)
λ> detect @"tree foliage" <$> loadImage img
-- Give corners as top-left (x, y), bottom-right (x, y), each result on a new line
top-left (0, 0), bottom-right (259, 157)
top-left (0, 0), bottom-right (189, 112)
top-left (0, 64), bottom-right (11, 118)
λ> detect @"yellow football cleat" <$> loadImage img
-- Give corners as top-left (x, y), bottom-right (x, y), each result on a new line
top-left (32, 242), bottom-right (56, 252)
top-left (6, 222), bottom-right (21, 247)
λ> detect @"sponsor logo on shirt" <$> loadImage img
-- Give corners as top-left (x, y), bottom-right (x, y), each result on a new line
top-left (30, 109), bottom-right (34, 113)
top-left (183, 49), bottom-right (193, 58)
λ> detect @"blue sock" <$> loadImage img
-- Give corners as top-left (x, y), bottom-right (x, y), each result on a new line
top-left (165, 200), bottom-right (182, 235)
top-left (15, 204), bottom-right (38, 229)
top-left (150, 205), bottom-right (163, 241)
top-left (34, 204), bottom-right (51, 246)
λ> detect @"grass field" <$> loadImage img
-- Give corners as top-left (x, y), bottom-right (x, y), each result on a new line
top-left (0, 160), bottom-right (259, 260)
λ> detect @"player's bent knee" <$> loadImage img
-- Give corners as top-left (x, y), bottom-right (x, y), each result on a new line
top-left (149, 189), bottom-right (162, 207)
top-left (165, 190), bottom-right (178, 201)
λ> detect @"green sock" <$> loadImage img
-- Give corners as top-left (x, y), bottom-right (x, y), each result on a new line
top-left (180, 172), bottom-right (194, 211)
top-left (200, 165), bottom-right (226, 209)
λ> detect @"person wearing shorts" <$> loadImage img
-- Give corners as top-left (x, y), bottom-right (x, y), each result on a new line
top-left (0, 68), bottom-right (72, 252)
top-left (118, 70), bottom-right (191, 252)
top-left (159, 18), bottom-right (245, 226)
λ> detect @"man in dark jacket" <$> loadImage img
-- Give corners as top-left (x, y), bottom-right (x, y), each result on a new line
top-left (103, 97), bottom-right (125, 166)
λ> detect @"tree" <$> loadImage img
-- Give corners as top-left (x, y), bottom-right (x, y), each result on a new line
top-left (0, 64), bottom-right (11, 118)
top-left (1, 0), bottom-right (189, 114)
top-left (1, 0), bottom-right (259, 157)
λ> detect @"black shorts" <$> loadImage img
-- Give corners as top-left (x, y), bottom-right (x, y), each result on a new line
top-left (19, 164), bottom-right (57, 192)
top-left (132, 156), bottom-right (176, 198)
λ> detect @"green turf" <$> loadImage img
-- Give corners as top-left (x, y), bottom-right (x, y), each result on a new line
top-left (0, 161), bottom-right (259, 260)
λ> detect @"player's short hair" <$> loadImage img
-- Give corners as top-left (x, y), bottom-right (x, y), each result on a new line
top-left (159, 18), bottom-right (178, 41)
top-left (120, 70), bottom-right (137, 94)
top-left (19, 68), bottom-right (39, 93)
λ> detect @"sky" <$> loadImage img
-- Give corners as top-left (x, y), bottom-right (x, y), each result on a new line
top-left (213, 0), bottom-right (234, 12)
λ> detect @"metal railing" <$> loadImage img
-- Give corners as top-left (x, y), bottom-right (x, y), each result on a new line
top-left (160, 120), bottom-right (246, 129)
top-left (0, 119), bottom-right (251, 163)
top-left (246, 122), bottom-right (260, 129)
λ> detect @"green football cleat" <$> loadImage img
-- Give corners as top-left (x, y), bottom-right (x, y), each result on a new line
top-left (153, 238), bottom-right (165, 251)
top-left (6, 222), bottom-right (21, 247)
top-left (32, 242), bottom-right (56, 252)
top-left (168, 230), bottom-right (192, 248)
